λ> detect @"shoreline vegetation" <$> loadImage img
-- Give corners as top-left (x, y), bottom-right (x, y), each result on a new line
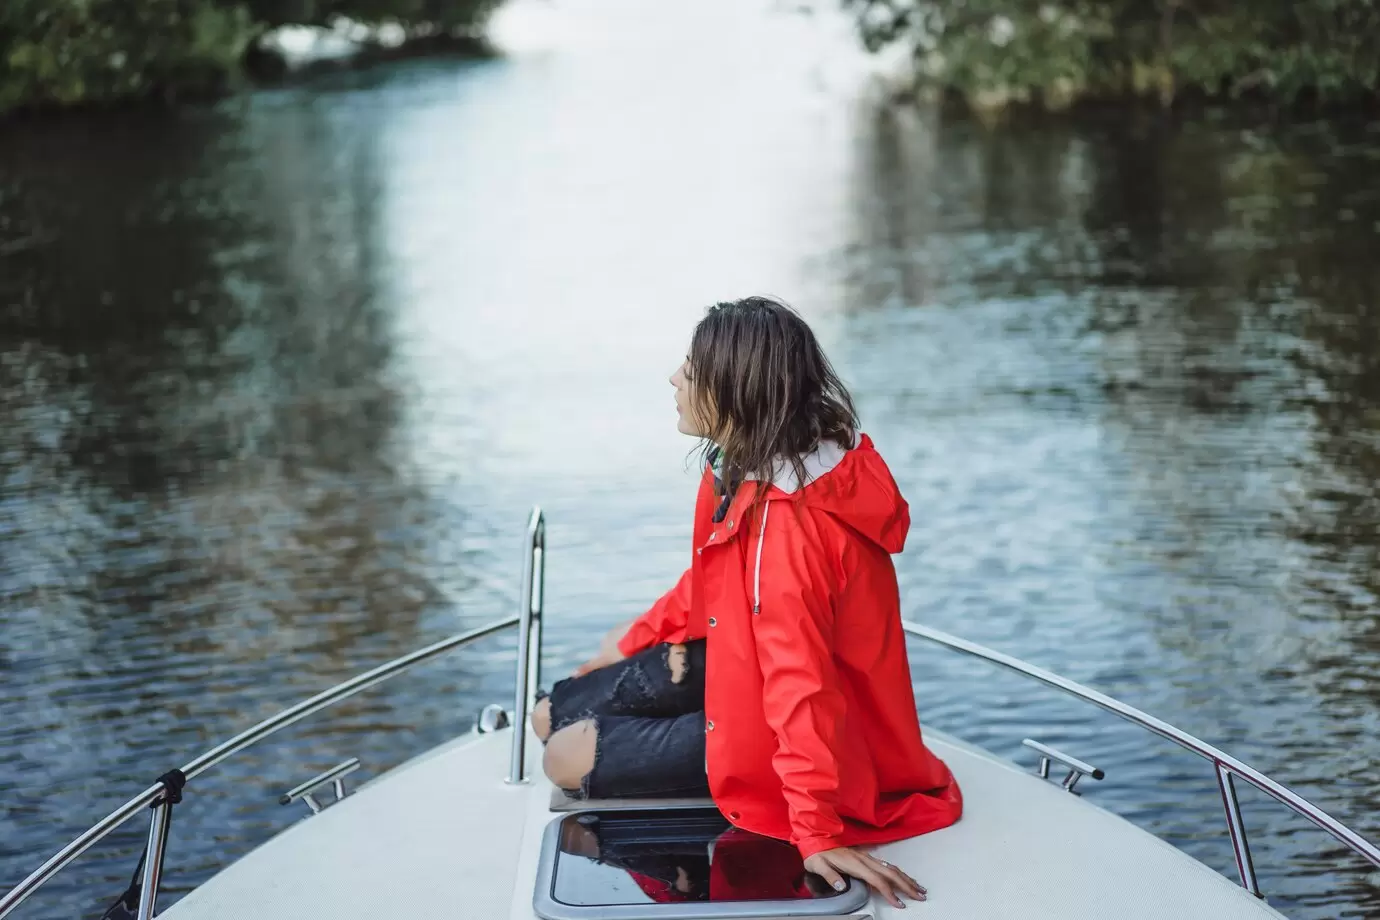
top-left (0, 1), bottom-right (500, 118)
top-left (4, 2), bottom-right (1380, 118)
top-left (842, 0), bottom-right (1380, 114)
top-left (244, 19), bottom-right (494, 85)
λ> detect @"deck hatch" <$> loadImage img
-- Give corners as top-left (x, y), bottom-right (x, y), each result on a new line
top-left (533, 806), bottom-right (868, 919)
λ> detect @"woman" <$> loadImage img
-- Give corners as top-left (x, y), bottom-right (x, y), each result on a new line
top-left (532, 296), bottom-right (962, 908)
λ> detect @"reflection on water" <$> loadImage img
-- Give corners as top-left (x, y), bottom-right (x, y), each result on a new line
top-left (2, 1), bottom-right (1378, 916)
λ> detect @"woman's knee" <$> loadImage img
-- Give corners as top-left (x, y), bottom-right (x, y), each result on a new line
top-left (667, 643), bottom-right (688, 684)
top-left (532, 697), bottom-right (552, 742)
top-left (543, 719), bottom-right (598, 792)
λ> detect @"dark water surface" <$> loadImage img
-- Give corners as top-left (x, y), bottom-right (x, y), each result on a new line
top-left (3, 1), bottom-right (1380, 917)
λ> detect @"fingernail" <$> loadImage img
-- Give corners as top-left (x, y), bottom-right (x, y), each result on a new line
top-left (833, 880), bottom-right (846, 891)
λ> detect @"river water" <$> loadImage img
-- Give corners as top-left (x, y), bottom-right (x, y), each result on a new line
top-left (2, 1), bottom-right (1378, 917)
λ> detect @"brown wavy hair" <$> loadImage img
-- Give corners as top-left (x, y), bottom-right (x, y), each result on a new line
top-left (686, 296), bottom-right (858, 501)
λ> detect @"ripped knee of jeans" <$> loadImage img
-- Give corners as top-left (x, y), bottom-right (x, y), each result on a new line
top-left (544, 719), bottom-right (598, 794)
top-left (667, 643), bottom-right (689, 684)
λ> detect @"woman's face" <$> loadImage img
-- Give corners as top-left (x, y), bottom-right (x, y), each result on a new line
top-left (671, 359), bottom-right (710, 437)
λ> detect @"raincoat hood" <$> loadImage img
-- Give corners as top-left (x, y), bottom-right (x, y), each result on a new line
top-left (755, 432), bottom-right (910, 555)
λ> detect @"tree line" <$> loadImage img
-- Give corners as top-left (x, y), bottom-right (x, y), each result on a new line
top-left (5, 1), bottom-right (1380, 115)
top-left (0, 0), bottom-right (498, 115)
top-left (844, 0), bottom-right (1380, 109)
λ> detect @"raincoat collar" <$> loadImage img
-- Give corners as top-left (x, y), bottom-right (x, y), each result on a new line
top-left (747, 431), bottom-right (861, 494)
top-left (706, 431), bottom-right (908, 555)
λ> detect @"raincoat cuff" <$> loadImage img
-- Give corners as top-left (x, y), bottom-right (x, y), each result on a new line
top-left (616, 629), bottom-right (650, 658)
top-left (795, 836), bottom-right (842, 861)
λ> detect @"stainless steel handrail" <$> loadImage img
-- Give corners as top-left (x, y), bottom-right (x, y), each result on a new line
top-left (0, 544), bottom-right (540, 920)
top-left (508, 507), bottom-right (546, 784)
top-left (901, 619), bottom-right (1380, 896)
top-left (182, 614), bottom-right (521, 782)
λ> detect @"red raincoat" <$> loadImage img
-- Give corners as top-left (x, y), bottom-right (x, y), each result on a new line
top-left (618, 434), bottom-right (963, 860)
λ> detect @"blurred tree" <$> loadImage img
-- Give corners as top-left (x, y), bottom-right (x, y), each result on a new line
top-left (0, 0), bottom-right (499, 114)
top-left (242, 0), bottom-right (499, 29)
top-left (0, 0), bottom-right (255, 112)
top-left (843, 0), bottom-right (1380, 110)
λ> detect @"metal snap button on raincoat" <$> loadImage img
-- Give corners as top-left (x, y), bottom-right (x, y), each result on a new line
top-left (618, 433), bottom-right (963, 859)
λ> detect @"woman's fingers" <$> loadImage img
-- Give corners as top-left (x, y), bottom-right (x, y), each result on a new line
top-left (828, 852), bottom-right (902, 908)
top-left (873, 858), bottom-right (925, 900)
top-left (806, 848), bottom-right (925, 908)
top-left (802, 854), bottom-right (848, 893)
top-left (854, 865), bottom-right (903, 908)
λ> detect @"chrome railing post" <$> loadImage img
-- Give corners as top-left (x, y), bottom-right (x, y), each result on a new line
top-left (0, 785), bottom-right (162, 920)
top-left (507, 507), bottom-right (545, 784)
top-left (135, 799), bottom-right (173, 920)
top-left (529, 520), bottom-right (545, 711)
top-left (1217, 764), bottom-right (1262, 897)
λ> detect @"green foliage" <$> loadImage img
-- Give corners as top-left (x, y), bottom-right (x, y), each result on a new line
top-left (0, 0), bottom-right (499, 114)
top-left (0, 1), bottom-right (256, 112)
top-left (844, 0), bottom-right (1380, 109)
top-left (241, 0), bottom-right (500, 30)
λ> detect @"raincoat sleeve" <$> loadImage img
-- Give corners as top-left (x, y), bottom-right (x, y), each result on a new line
top-left (618, 566), bottom-right (694, 657)
top-left (750, 505), bottom-right (847, 860)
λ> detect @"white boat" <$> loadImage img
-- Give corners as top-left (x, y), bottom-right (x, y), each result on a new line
top-left (4, 509), bottom-right (1377, 920)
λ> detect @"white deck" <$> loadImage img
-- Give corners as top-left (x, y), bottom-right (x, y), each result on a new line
top-left (160, 727), bottom-right (1289, 920)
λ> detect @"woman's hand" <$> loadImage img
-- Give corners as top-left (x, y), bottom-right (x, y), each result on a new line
top-left (573, 621), bottom-right (632, 676)
top-left (803, 847), bottom-right (926, 908)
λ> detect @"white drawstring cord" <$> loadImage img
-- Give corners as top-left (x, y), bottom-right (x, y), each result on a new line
top-left (752, 502), bottom-right (770, 615)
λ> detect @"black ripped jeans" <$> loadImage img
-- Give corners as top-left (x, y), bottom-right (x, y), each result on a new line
top-left (543, 640), bottom-right (710, 799)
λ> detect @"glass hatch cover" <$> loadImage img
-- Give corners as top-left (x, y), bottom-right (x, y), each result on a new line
top-left (532, 806), bottom-right (869, 919)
